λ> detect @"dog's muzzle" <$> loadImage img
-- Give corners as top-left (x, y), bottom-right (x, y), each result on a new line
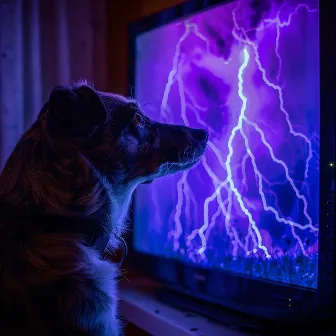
top-left (158, 124), bottom-right (209, 165)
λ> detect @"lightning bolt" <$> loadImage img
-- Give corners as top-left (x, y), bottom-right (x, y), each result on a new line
top-left (232, 3), bottom-right (316, 180)
top-left (145, 0), bottom-right (319, 285)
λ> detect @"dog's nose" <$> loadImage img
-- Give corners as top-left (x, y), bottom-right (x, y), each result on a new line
top-left (193, 129), bottom-right (209, 142)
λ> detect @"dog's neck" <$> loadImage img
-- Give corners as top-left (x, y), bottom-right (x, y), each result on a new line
top-left (93, 168), bottom-right (135, 237)
top-left (0, 140), bottom-right (134, 251)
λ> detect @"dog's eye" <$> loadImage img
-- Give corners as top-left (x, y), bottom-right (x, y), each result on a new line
top-left (133, 113), bottom-right (145, 127)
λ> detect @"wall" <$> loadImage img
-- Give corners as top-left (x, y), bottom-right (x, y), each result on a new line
top-left (106, 0), bottom-right (186, 95)
top-left (138, 0), bottom-right (186, 17)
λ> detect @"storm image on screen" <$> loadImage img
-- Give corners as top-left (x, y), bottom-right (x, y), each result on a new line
top-left (133, 0), bottom-right (319, 288)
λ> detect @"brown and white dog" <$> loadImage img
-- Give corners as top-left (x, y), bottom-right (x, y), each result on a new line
top-left (0, 81), bottom-right (208, 335)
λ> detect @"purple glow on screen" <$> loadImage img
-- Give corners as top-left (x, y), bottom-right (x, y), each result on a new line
top-left (133, 0), bottom-right (319, 288)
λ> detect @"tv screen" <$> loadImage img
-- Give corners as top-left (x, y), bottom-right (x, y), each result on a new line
top-left (133, 0), bottom-right (319, 290)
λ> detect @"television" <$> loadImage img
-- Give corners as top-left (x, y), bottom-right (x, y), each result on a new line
top-left (127, 0), bottom-right (335, 331)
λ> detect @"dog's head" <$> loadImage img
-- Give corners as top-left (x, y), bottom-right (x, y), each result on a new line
top-left (40, 82), bottom-right (208, 186)
top-left (2, 82), bottom-right (208, 255)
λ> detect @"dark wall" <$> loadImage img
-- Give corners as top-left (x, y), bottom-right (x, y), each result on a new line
top-left (106, 0), bottom-right (186, 95)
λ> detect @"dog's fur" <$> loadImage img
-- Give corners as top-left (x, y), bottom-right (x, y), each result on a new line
top-left (0, 81), bottom-right (208, 336)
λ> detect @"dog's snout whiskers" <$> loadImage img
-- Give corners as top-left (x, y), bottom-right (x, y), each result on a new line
top-left (179, 145), bottom-right (191, 163)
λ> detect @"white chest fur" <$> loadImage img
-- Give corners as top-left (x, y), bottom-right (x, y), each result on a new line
top-left (88, 250), bottom-right (121, 336)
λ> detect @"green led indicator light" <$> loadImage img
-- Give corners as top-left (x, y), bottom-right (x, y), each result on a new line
top-left (329, 162), bottom-right (334, 167)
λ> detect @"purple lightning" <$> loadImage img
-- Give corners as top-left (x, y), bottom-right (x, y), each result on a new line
top-left (233, 3), bottom-right (316, 180)
top-left (158, 1), bottom-right (318, 260)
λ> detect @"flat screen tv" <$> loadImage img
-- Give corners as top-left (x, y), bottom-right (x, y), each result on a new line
top-left (127, 0), bottom-right (335, 331)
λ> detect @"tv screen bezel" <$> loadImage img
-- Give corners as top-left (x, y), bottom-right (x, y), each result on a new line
top-left (127, 0), bottom-right (335, 324)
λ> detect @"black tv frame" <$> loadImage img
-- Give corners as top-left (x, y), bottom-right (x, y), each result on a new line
top-left (127, 0), bottom-right (336, 331)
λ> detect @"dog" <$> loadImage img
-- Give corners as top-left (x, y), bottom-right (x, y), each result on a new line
top-left (0, 81), bottom-right (208, 335)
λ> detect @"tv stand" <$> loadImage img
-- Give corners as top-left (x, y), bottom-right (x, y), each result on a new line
top-left (120, 277), bottom-right (253, 336)
top-left (120, 277), bottom-right (335, 336)
top-left (155, 287), bottom-right (267, 335)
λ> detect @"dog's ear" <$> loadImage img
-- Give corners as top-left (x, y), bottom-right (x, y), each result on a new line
top-left (47, 85), bottom-right (107, 137)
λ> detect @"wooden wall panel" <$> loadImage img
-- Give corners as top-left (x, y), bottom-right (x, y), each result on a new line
top-left (106, 0), bottom-right (186, 95)
top-left (139, 0), bottom-right (186, 17)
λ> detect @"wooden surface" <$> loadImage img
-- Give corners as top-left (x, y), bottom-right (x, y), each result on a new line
top-left (125, 322), bottom-right (151, 336)
top-left (120, 278), bottom-right (252, 336)
top-left (106, 0), bottom-right (186, 95)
